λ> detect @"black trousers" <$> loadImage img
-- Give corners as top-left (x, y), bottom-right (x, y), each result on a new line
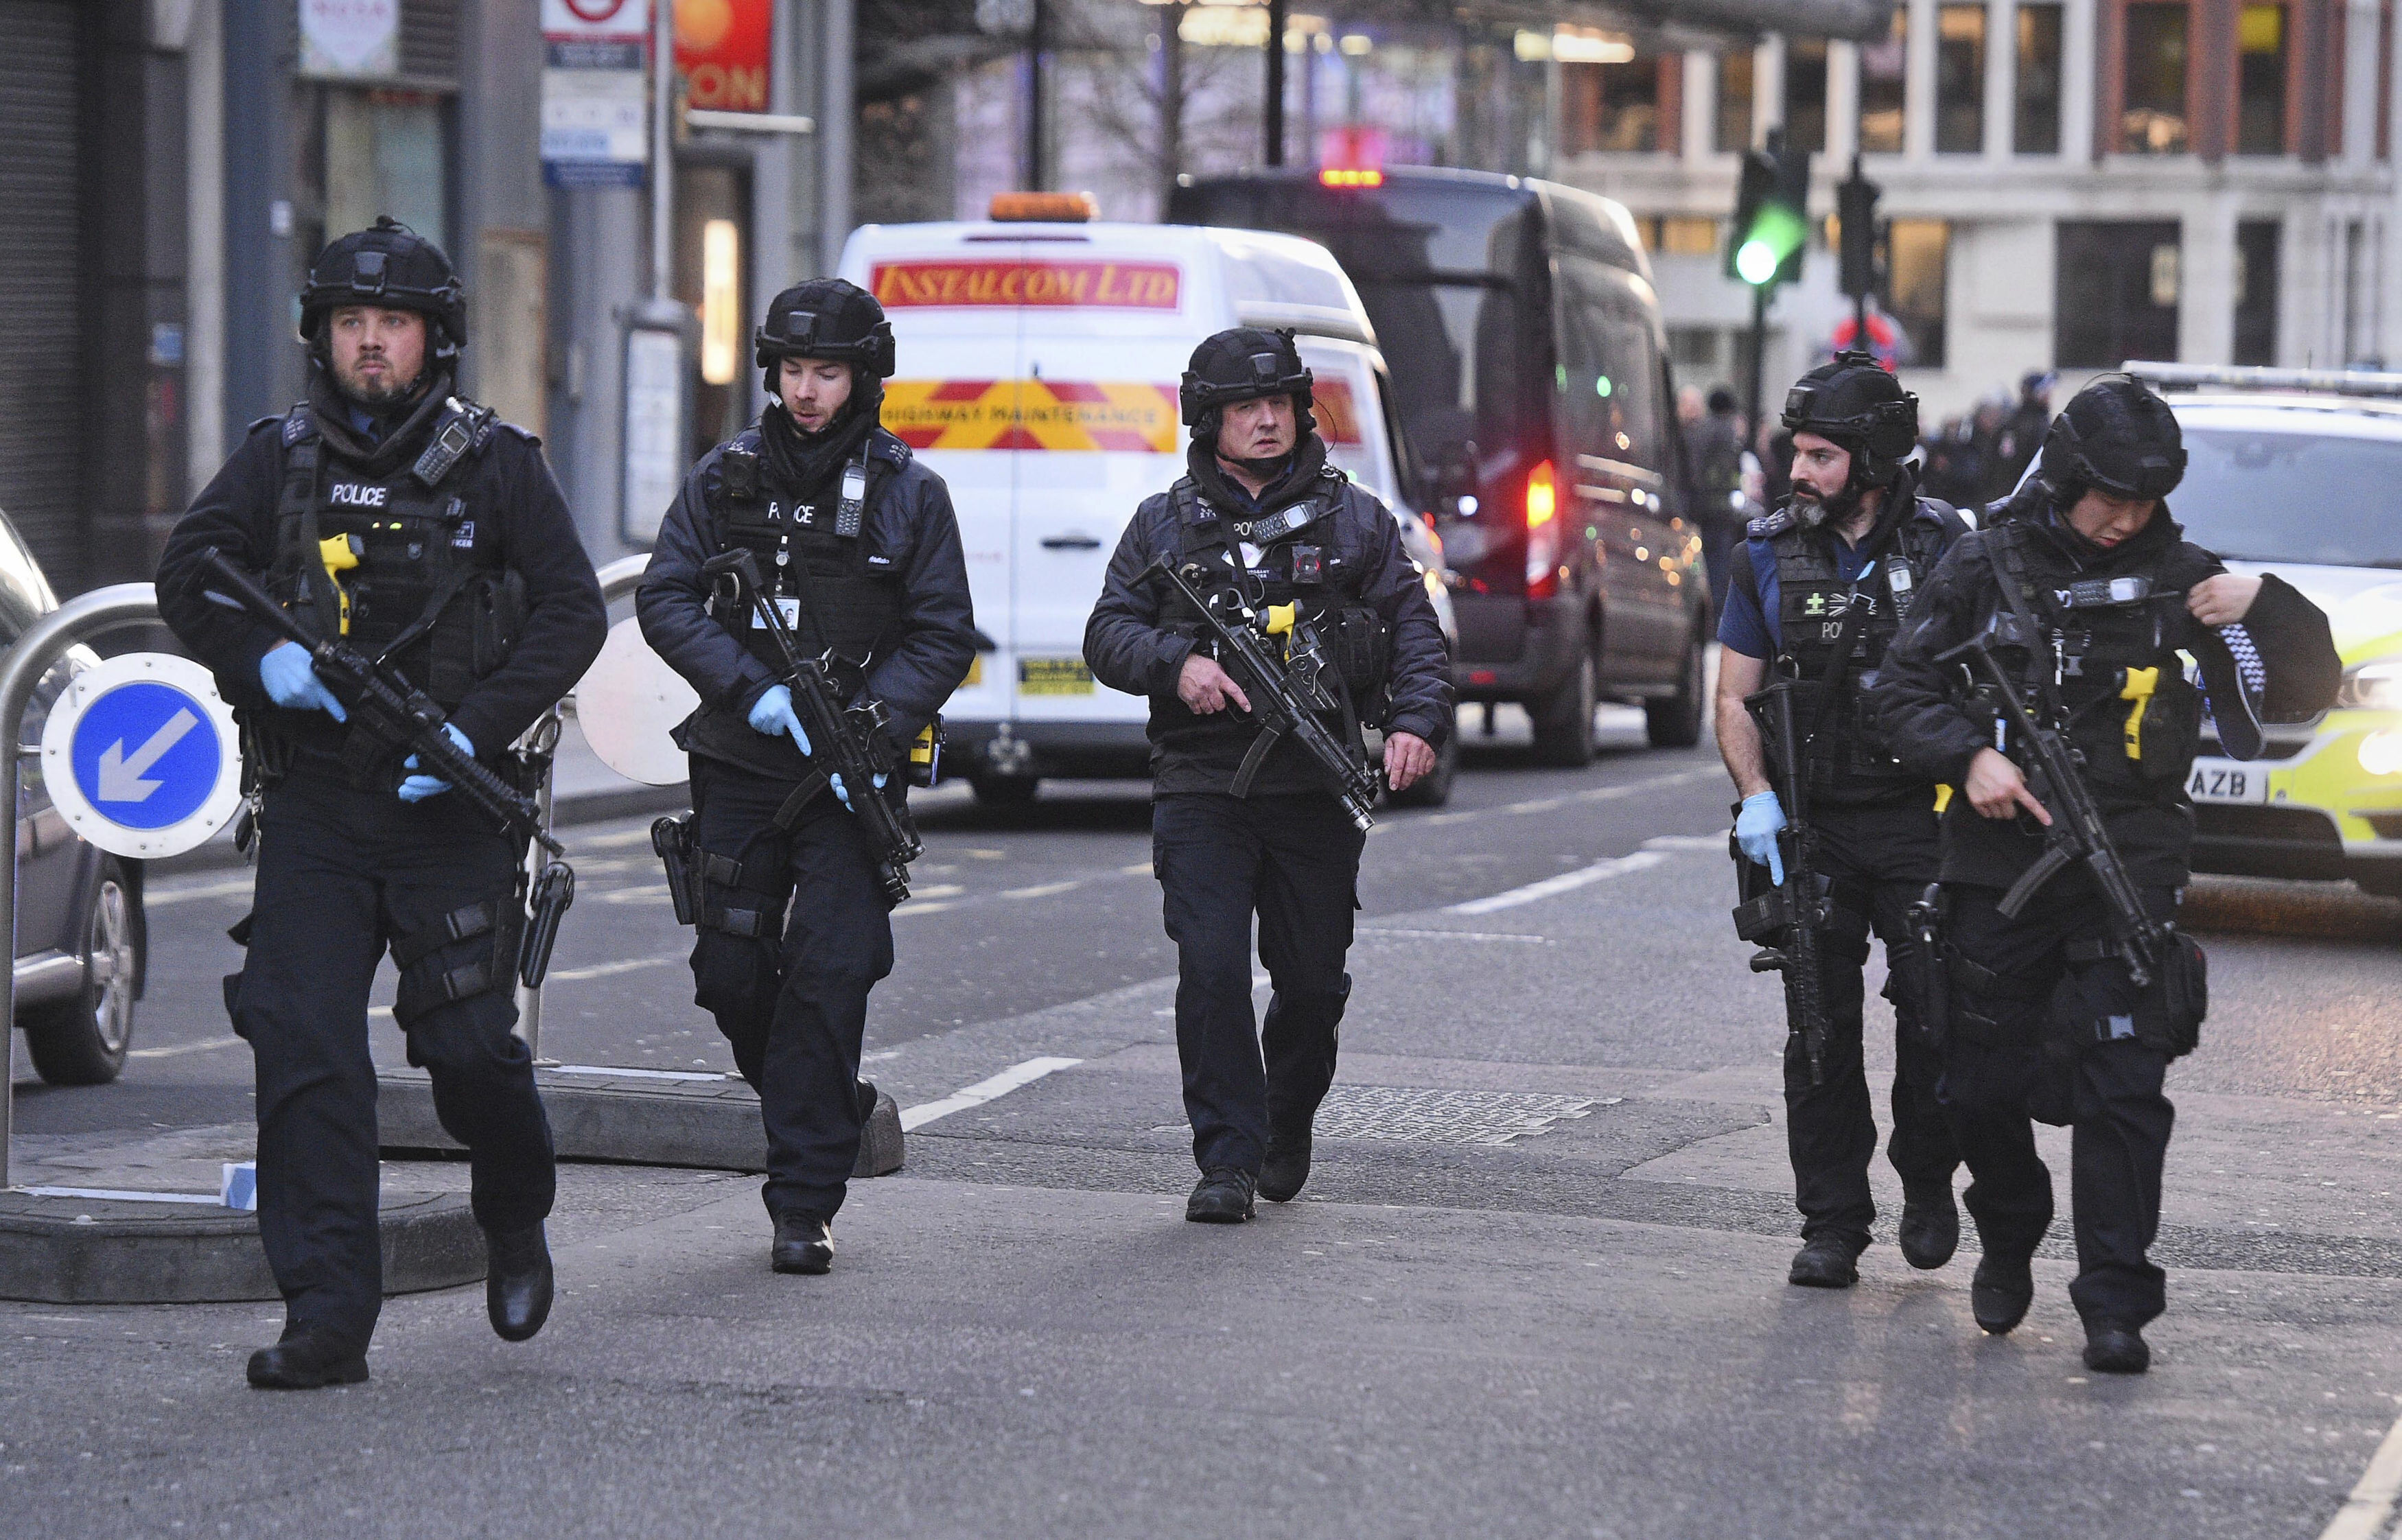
top-left (1782, 798), bottom-right (1960, 1250)
top-left (1154, 791), bottom-right (1366, 1175)
top-left (229, 768), bottom-right (553, 1348)
top-left (686, 758), bottom-right (894, 1223)
top-left (1939, 882), bottom-right (2180, 1329)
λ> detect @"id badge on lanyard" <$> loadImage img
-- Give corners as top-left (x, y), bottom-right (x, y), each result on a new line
top-left (754, 594), bottom-right (802, 631)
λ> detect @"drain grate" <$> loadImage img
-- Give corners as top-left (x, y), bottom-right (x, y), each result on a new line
top-left (1312, 1086), bottom-right (1602, 1146)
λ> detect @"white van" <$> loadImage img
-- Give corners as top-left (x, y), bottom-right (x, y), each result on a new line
top-left (837, 202), bottom-right (1454, 804)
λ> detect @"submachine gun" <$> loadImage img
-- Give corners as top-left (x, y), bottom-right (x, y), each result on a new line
top-left (197, 548), bottom-right (576, 988)
top-left (700, 548), bottom-right (922, 904)
top-left (1147, 555), bottom-right (1381, 832)
top-left (1729, 678), bottom-right (1830, 1084)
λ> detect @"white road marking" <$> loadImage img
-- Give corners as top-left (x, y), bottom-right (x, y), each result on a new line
top-left (145, 877), bottom-right (255, 907)
top-left (546, 1064), bottom-right (731, 1083)
top-left (576, 826), bottom-right (674, 850)
top-left (1120, 861), bottom-right (1154, 875)
top-left (19, 1186), bottom-right (224, 1206)
top-left (126, 1034), bottom-right (245, 1060)
top-left (1001, 880), bottom-right (1082, 900)
top-left (900, 1055), bottom-right (1083, 1132)
top-left (894, 900), bottom-right (958, 915)
top-left (595, 884), bottom-right (675, 905)
top-left (1357, 928), bottom-right (1549, 944)
top-left (910, 884), bottom-right (966, 900)
top-left (1642, 832), bottom-right (1730, 850)
top-left (547, 954), bottom-right (682, 983)
top-left (1447, 850), bottom-right (1670, 915)
top-left (2319, 1403), bottom-right (2402, 1540)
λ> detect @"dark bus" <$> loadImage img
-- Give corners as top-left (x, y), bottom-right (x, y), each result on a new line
top-left (1168, 167), bottom-right (1707, 762)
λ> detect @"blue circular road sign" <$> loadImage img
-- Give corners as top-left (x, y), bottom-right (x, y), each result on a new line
top-left (40, 653), bottom-right (244, 859)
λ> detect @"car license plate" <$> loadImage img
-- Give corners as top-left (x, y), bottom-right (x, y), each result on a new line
top-left (2187, 758), bottom-right (2268, 804)
top-left (1018, 657), bottom-right (1095, 696)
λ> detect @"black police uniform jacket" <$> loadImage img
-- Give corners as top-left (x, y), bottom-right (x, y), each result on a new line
top-left (637, 423), bottom-right (977, 780)
top-left (157, 376), bottom-right (607, 773)
top-left (1083, 440), bottom-right (1453, 797)
top-left (1868, 487), bottom-right (2341, 889)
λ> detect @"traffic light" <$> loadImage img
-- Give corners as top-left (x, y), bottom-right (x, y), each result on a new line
top-left (1837, 154), bottom-right (1881, 300)
top-left (1726, 130), bottom-right (1811, 290)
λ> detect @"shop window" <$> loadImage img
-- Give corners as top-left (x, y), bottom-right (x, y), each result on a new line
top-left (1858, 12), bottom-right (1907, 152)
top-left (1717, 49), bottom-right (1756, 151)
top-left (2233, 219), bottom-right (2281, 365)
top-left (2056, 220), bottom-right (2182, 365)
top-left (1936, 5), bottom-right (1986, 152)
top-left (323, 91), bottom-right (448, 253)
top-left (2121, 3), bottom-right (2190, 154)
top-left (1561, 53), bottom-right (1670, 153)
top-left (1641, 217), bottom-right (1721, 256)
top-left (1784, 37), bottom-right (1829, 152)
top-left (1882, 220), bottom-right (1950, 367)
top-left (2237, 4), bottom-right (2288, 154)
top-left (2016, 3), bottom-right (2064, 152)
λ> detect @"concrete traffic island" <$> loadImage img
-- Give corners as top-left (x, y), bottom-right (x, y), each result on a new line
top-left (375, 1066), bottom-right (907, 1178)
top-left (0, 1188), bottom-right (484, 1305)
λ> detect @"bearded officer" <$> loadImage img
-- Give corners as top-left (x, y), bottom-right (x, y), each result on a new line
top-left (156, 218), bottom-right (606, 1388)
top-left (638, 279), bottom-right (975, 1275)
top-left (1716, 352), bottom-right (1968, 1289)
top-left (1872, 375), bottom-right (2340, 1371)
top-left (1084, 328), bottom-right (1451, 1223)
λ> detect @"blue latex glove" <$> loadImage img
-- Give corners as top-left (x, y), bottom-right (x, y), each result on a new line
top-left (827, 771), bottom-right (889, 810)
top-left (258, 641), bottom-right (347, 721)
top-left (747, 684), bottom-right (812, 755)
top-left (398, 723), bottom-right (474, 803)
top-left (1735, 791), bottom-right (1788, 887)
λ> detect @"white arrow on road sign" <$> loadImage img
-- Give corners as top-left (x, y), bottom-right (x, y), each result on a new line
top-left (95, 708), bottom-right (198, 803)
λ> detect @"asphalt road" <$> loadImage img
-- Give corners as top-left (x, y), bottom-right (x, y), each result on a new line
top-left (8, 702), bottom-right (2402, 1539)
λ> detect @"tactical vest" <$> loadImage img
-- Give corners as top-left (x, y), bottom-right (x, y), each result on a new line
top-left (1164, 471), bottom-right (1390, 710)
top-left (1985, 523), bottom-right (2210, 804)
top-left (1758, 502), bottom-right (1951, 795)
top-left (268, 400), bottom-right (524, 709)
top-left (706, 428), bottom-right (902, 673)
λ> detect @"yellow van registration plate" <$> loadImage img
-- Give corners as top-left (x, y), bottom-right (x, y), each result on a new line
top-left (1018, 658), bottom-right (1095, 695)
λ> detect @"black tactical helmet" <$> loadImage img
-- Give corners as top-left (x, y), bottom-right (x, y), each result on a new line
top-left (299, 217), bottom-right (467, 359)
top-left (2038, 374), bottom-right (2186, 502)
top-left (754, 278), bottom-right (896, 380)
top-left (1780, 351), bottom-right (1919, 487)
top-left (1180, 327), bottom-right (1314, 428)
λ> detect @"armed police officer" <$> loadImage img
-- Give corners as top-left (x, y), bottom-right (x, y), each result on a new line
top-left (1872, 375), bottom-right (2339, 1372)
top-left (156, 219), bottom-right (607, 1389)
top-left (638, 279), bottom-right (975, 1276)
top-left (1716, 353), bottom-right (1968, 1290)
top-left (1084, 328), bottom-right (1451, 1224)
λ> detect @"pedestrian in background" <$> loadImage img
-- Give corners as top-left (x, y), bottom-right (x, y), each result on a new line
top-left (1683, 384), bottom-right (1752, 624)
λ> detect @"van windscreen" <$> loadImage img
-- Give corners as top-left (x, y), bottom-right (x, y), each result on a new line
top-left (1169, 178), bottom-right (1536, 480)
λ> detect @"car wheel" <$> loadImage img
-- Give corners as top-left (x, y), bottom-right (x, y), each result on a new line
top-left (1645, 623), bottom-right (1707, 749)
top-left (1386, 730), bottom-right (1458, 808)
top-left (968, 773), bottom-right (1040, 808)
top-left (23, 860), bottom-right (141, 1086)
top-left (1530, 646), bottom-right (1598, 767)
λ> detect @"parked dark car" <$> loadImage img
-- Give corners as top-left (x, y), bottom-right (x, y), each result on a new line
top-left (2, 509), bottom-right (148, 1084)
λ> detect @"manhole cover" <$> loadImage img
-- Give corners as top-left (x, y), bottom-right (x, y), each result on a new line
top-left (1312, 1087), bottom-right (1602, 1146)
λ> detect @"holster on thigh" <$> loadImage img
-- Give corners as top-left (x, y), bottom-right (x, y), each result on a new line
top-left (696, 849), bottom-right (786, 942)
top-left (390, 898), bottom-right (522, 1027)
top-left (1948, 950), bottom-right (2049, 1053)
top-left (1818, 878), bottom-right (1874, 969)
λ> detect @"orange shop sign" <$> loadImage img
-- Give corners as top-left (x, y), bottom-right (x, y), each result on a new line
top-left (870, 260), bottom-right (1182, 311)
top-left (883, 380), bottom-right (1181, 453)
top-left (674, 0), bottom-right (770, 111)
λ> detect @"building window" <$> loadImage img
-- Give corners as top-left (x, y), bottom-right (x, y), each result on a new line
top-left (1717, 49), bottom-right (1756, 150)
top-left (2237, 4), bottom-right (2289, 154)
top-left (2016, 3), bottom-right (2064, 152)
top-left (1646, 216), bottom-right (1722, 255)
top-left (1561, 51), bottom-right (1671, 153)
top-left (1884, 220), bottom-right (1950, 366)
top-left (1936, 5), bottom-right (1986, 152)
top-left (323, 91), bottom-right (450, 254)
top-left (1858, 12), bottom-right (1907, 152)
top-left (1784, 36), bottom-right (1829, 152)
top-left (2121, 3), bottom-right (2190, 154)
top-left (2057, 220), bottom-right (2182, 364)
top-left (2234, 219), bottom-right (2281, 364)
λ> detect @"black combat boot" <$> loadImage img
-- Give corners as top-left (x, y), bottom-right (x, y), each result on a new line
top-left (771, 1213), bottom-right (835, 1274)
top-left (1787, 1235), bottom-right (1861, 1288)
top-left (1185, 1167), bottom-right (1257, 1224)
top-left (1898, 1188), bottom-right (1961, 1270)
top-left (2082, 1321), bottom-right (2150, 1374)
top-left (1970, 1253), bottom-right (2036, 1335)
top-left (246, 1325), bottom-right (370, 1390)
top-left (485, 1223), bottom-right (554, 1342)
top-left (1259, 1126), bottom-right (1313, 1204)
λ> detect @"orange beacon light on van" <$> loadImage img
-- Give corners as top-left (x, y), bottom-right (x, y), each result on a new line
top-left (988, 191), bottom-right (1098, 222)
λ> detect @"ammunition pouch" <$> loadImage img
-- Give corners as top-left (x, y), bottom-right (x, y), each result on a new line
top-left (2066, 928), bottom-right (2206, 1057)
top-left (390, 896), bottom-right (521, 1024)
top-left (1326, 604), bottom-right (1390, 702)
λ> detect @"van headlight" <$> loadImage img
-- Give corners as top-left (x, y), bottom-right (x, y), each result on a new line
top-left (2338, 658), bottom-right (2402, 711)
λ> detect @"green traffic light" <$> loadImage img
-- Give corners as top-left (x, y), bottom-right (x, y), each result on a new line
top-left (1736, 240), bottom-right (1780, 285)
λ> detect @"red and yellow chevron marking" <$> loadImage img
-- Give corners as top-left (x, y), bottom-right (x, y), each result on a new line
top-left (882, 380), bottom-right (1181, 452)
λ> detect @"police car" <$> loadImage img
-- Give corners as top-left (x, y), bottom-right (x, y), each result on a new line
top-left (835, 194), bottom-right (1459, 806)
top-left (2127, 364), bottom-right (2402, 900)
